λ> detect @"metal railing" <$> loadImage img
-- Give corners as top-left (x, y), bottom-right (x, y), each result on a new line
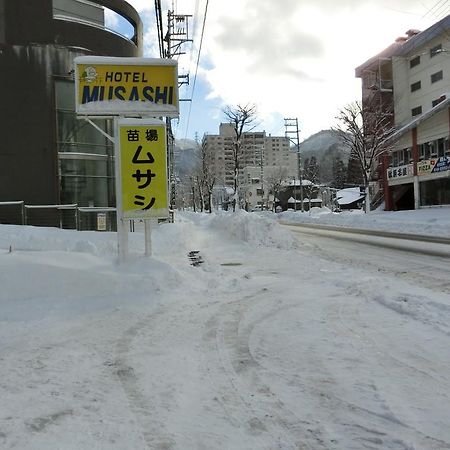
top-left (0, 202), bottom-right (117, 231)
top-left (0, 202), bottom-right (174, 231)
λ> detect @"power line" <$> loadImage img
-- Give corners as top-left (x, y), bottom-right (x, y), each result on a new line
top-left (433, 0), bottom-right (450, 18)
top-left (154, 0), bottom-right (165, 58)
top-left (421, 0), bottom-right (448, 19)
top-left (188, 0), bottom-right (201, 74)
top-left (184, 0), bottom-right (209, 140)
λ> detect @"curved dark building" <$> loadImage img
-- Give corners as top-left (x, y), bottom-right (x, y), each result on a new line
top-left (0, 0), bottom-right (143, 217)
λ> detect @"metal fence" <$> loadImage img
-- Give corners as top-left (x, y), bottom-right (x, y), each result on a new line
top-left (0, 202), bottom-right (173, 231)
top-left (0, 202), bottom-right (117, 231)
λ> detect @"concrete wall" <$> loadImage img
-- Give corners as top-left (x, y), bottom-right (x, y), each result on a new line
top-left (393, 35), bottom-right (450, 126)
top-left (53, 0), bottom-right (104, 27)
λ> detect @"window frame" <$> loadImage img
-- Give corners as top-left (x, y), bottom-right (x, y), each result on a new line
top-left (411, 105), bottom-right (422, 117)
top-left (410, 80), bottom-right (421, 92)
top-left (431, 70), bottom-right (443, 83)
top-left (430, 43), bottom-right (442, 58)
top-left (409, 55), bottom-right (420, 68)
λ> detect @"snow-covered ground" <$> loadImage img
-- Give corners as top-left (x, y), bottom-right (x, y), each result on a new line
top-left (278, 206), bottom-right (450, 238)
top-left (1, 208), bottom-right (449, 449)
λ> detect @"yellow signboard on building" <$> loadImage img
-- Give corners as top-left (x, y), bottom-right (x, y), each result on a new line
top-left (118, 119), bottom-right (168, 219)
top-left (74, 56), bottom-right (179, 117)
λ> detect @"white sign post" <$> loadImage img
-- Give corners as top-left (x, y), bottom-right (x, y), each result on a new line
top-left (73, 56), bottom-right (179, 263)
top-left (116, 118), bottom-right (168, 260)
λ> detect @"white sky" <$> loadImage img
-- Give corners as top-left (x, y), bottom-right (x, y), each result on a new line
top-left (121, 0), bottom-right (441, 141)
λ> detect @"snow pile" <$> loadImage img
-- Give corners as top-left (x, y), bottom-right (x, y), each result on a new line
top-left (278, 206), bottom-right (450, 237)
top-left (0, 224), bottom-right (118, 255)
top-left (204, 210), bottom-right (298, 249)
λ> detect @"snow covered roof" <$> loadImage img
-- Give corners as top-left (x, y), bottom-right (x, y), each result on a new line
top-left (336, 188), bottom-right (365, 206)
top-left (288, 179), bottom-right (313, 187)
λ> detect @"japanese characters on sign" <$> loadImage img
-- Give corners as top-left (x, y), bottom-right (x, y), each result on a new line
top-left (74, 56), bottom-right (179, 117)
top-left (119, 120), bottom-right (168, 219)
top-left (387, 164), bottom-right (413, 180)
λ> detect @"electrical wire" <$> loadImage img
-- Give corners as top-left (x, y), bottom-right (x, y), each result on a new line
top-left (154, 0), bottom-right (165, 58)
top-left (422, 0), bottom-right (448, 19)
top-left (183, 0), bottom-right (209, 140)
top-left (433, 0), bottom-right (450, 18)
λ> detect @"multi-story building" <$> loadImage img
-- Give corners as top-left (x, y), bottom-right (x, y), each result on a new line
top-left (202, 123), bottom-right (297, 209)
top-left (0, 0), bottom-right (142, 226)
top-left (356, 15), bottom-right (450, 210)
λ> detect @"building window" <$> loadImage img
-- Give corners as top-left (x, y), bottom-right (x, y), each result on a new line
top-left (411, 106), bottom-right (422, 117)
top-left (410, 55), bottom-right (420, 68)
top-left (392, 151), bottom-right (398, 166)
top-left (410, 80), bottom-right (421, 92)
top-left (430, 43), bottom-right (442, 58)
top-left (431, 70), bottom-right (443, 83)
top-left (429, 141), bottom-right (437, 157)
top-left (437, 138), bottom-right (445, 157)
top-left (55, 79), bottom-right (115, 207)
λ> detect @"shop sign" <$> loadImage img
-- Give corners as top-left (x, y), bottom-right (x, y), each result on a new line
top-left (118, 119), bottom-right (168, 219)
top-left (387, 164), bottom-right (413, 180)
top-left (74, 56), bottom-right (179, 117)
top-left (431, 156), bottom-right (450, 173)
top-left (418, 157), bottom-right (450, 175)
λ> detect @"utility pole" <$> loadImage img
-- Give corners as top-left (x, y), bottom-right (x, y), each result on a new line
top-left (284, 118), bottom-right (303, 212)
top-left (163, 5), bottom-right (193, 215)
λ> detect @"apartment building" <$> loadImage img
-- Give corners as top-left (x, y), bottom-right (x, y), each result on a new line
top-left (356, 15), bottom-right (450, 210)
top-left (202, 123), bottom-right (296, 209)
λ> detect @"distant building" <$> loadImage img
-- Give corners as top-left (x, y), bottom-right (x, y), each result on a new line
top-left (356, 15), bottom-right (450, 210)
top-left (202, 123), bottom-right (297, 210)
top-left (0, 0), bottom-right (142, 222)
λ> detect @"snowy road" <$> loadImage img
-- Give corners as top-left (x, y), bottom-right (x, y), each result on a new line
top-left (1, 213), bottom-right (450, 449)
top-left (283, 223), bottom-right (450, 293)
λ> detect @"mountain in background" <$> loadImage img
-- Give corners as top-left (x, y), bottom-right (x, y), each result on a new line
top-left (175, 130), bottom-right (351, 184)
top-left (174, 139), bottom-right (198, 179)
top-left (299, 130), bottom-right (351, 184)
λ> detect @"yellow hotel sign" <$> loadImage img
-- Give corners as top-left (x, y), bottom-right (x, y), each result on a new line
top-left (119, 119), bottom-right (168, 219)
top-left (74, 56), bottom-right (179, 117)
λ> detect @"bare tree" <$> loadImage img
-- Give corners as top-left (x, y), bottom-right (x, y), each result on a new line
top-left (334, 100), bottom-right (394, 212)
top-left (186, 138), bottom-right (218, 213)
top-left (222, 103), bottom-right (258, 211)
top-left (265, 166), bottom-right (289, 211)
top-left (199, 138), bottom-right (217, 212)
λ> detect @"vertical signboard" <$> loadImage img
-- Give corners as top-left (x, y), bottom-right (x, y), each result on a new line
top-left (118, 118), bottom-right (168, 220)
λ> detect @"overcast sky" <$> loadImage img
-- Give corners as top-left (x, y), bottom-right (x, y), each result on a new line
top-left (116, 0), bottom-right (442, 142)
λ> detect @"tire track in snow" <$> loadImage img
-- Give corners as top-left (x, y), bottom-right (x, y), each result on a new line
top-left (201, 291), bottom-right (329, 450)
top-left (324, 297), bottom-right (450, 449)
top-left (112, 311), bottom-right (176, 450)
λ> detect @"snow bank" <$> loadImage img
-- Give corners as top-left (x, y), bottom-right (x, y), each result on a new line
top-left (278, 206), bottom-right (450, 237)
top-left (192, 210), bottom-right (298, 250)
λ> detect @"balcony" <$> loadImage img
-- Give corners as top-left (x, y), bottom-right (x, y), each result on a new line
top-left (368, 78), bottom-right (393, 93)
